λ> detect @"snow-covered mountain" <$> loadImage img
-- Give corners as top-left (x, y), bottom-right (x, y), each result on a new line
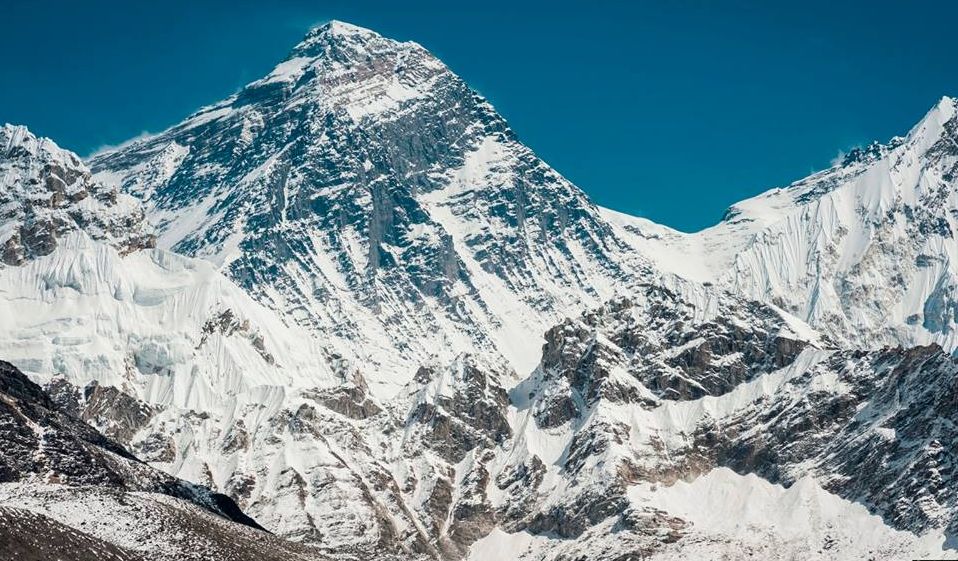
top-left (610, 95), bottom-right (958, 352)
top-left (3, 18), bottom-right (958, 561)
top-left (1, 124), bottom-right (154, 265)
top-left (90, 21), bottom-right (649, 396)
top-left (0, 125), bottom-right (450, 558)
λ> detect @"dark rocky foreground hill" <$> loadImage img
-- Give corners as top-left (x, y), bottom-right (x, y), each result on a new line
top-left (0, 360), bottom-right (332, 561)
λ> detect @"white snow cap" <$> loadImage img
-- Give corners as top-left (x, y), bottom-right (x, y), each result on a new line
top-left (322, 20), bottom-right (379, 37)
top-left (935, 95), bottom-right (956, 117)
top-left (292, 19), bottom-right (384, 53)
top-left (2, 123), bottom-right (65, 160)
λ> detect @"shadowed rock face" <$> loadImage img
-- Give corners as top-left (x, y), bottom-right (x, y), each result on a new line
top-left (536, 342), bottom-right (958, 546)
top-left (0, 125), bottom-right (154, 266)
top-left (0, 360), bottom-right (260, 531)
top-left (696, 344), bottom-right (958, 538)
top-left (0, 360), bottom-right (138, 485)
top-left (533, 287), bottom-right (810, 430)
top-left (497, 340), bottom-right (958, 557)
top-left (46, 378), bottom-right (158, 444)
top-left (407, 357), bottom-right (512, 464)
top-left (474, 286), bottom-right (812, 550)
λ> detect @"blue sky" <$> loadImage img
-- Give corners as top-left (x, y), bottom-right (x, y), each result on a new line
top-left (2, 0), bottom-right (956, 231)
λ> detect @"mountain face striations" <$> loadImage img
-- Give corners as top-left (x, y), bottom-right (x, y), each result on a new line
top-left (91, 21), bottom-right (646, 394)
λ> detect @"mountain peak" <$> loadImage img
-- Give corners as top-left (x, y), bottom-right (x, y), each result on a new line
top-left (320, 19), bottom-right (379, 38)
top-left (2, 124), bottom-right (71, 163)
top-left (918, 94), bottom-right (957, 128)
top-left (223, 19), bottom-right (449, 122)
top-left (936, 94), bottom-right (956, 114)
top-left (290, 19), bottom-right (393, 59)
top-left (1, 123), bottom-right (30, 148)
top-left (0, 123), bottom-right (154, 265)
top-left (897, 94), bottom-right (958, 157)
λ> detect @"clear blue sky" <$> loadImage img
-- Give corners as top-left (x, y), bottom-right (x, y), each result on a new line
top-left (2, 0), bottom-right (956, 232)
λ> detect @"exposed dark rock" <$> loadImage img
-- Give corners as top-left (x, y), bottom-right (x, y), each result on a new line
top-left (46, 378), bottom-right (157, 444)
top-left (0, 360), bottom-right (262, 531)
top-left (406, 356), bottom-right (512, 464)
top-left (198, 309), bottom-right (276, 365)
top-left (0, 125), bottom-right (155, 266)
top-left (534, 288), bottom-right (809, 430)
top-left (304, 370), bottom-right (382, 420)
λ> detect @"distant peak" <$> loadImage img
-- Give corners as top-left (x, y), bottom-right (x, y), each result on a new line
top-left (1, 123), bottom-right (64, 160)
top-left (916, 95), bottom-right (957, 128)
top-left (835, 97), bottom-right (956, 169)
top-left (900, 94), bottom-right (958, 151)
top-left (1, 123), bottom-right (34, 145)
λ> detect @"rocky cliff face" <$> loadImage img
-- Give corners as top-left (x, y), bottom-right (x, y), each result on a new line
top-left (473, 340), bottom-right (958, 560)
top-left (0, 125), bottom-right (154, 266)
top-left (697, 344), bottom-right (958, 539)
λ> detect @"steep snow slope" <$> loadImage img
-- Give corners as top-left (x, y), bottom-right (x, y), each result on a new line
top-left (0, 233), bottom-right (337, 407)
top-left (0, 235), bottom-right (426, 556)
top-left (610, 96), bottom-right (958, 352)
top-left (0, 125), bottom-right (538, 558)
top-left (90, 21), bottom-right (650, 395)
top-left (0, 127), bottom-right (413, 555)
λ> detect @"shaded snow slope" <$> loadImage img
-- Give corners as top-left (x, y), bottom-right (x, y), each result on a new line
top-left (0, 233), bottom-right (338, 408)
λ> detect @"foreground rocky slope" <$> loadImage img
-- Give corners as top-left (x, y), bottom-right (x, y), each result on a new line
top-left (0, 360), bottom-right (334, 561)
top-left (0, 360), bottom-right (245, 517)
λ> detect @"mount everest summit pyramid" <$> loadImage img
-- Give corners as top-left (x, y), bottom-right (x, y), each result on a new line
top-left (90, 20), bottom-right (649, 397)
top-left (2, 19), bottom-right (958, 561)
